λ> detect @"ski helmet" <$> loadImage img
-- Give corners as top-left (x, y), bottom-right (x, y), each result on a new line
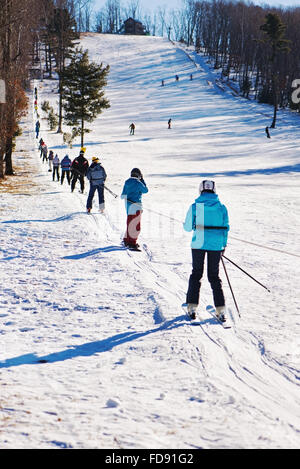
top-left (131, 168), bottom-right (142, 178)
top-left (199, 180), bottom-right (216, 193)
top-left (92, 156), bottom-right (99, 162)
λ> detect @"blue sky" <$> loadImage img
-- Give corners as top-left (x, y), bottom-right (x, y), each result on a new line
top-left (92, 0), bottom-right (300, 14)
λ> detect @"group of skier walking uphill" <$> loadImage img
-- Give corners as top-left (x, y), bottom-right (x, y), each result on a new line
top-left (35, 95), bottom-right (229, 324)
top-left (39, 145), bottom-right (229, 322)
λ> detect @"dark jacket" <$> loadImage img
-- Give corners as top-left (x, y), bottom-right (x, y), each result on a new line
top-left (71, 155), bottom-right (89, 176)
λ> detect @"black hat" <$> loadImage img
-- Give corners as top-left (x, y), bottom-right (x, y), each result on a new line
top-left (131, 168), bottom-right (142, 178)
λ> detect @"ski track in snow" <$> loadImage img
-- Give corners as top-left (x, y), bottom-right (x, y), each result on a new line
top-left (0, 34), bottom-right (299, 449)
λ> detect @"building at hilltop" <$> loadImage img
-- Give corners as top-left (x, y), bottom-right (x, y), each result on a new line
top-left (119, 18), bottom-right (147, 36)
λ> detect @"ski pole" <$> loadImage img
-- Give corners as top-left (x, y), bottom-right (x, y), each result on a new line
top-left (221, 257), bottom-right (241, 318)
top-left (223, 255), bottom-right (271, 293)
top-left (104, 185), bottom-right (118, 198)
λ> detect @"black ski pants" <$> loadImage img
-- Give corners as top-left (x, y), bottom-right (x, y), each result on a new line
top-left (71, 173), bottom-right (84, 193)
top-left (52, 166), bottom-right (60, 181)
top-left (186, 249), bottom-right (225, 307)
top-left (61, 170), bottom-right (71, 185)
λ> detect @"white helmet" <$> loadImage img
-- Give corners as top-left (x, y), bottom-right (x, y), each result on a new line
top-left (199, 180), bottom-right (216, 193)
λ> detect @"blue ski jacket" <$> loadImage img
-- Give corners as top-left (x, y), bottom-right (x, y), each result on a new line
top-left (86, 163), bottom-right (107, 186)
top-left (121, 177), bottom-right (148, 214)
top-left (183, 192), bottom-right (229, 251)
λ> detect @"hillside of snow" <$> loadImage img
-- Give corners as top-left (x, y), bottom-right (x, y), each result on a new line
top-left (0, 33), bottom-right (299, 449)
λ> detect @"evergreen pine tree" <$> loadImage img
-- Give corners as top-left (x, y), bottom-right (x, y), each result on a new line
top-left (62, 48), bottom-right (110, 147)
top-left (260, 13), bottom-right (290, 128)
top-left (47, 7), bottom-right (78, 133)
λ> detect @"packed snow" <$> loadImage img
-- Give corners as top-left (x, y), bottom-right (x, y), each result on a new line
top-left (0, 33), bottom-right (299, 449)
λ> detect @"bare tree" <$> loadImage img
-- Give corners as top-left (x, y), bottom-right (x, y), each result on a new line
top-left (0, 0), bottom-right (42, 178)
top-left (123, 0), bottom-right (142, 20)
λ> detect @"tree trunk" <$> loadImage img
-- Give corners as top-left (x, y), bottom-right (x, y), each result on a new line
top-left (81, 119), bottom-right (84, 147)
top-left (5, 137), bottom-right (14, 175)
top-left (271, 77), bottom-right (278, 128)
top-left (57, 74), bottom-right (63, 133)
top-left (0, 149), bottom-right (4, 179)
top-left (49, 44), bottom-right (53, 78)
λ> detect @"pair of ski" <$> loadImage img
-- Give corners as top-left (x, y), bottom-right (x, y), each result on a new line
top-left (182, 303), bottom-right (231, 329)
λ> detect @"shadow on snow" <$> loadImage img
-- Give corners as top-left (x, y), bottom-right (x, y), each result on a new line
top-left (63, 246), bottom-right (126, 259)
top-left (0, 315), bottom-right (211, 368)
top-left (150, 162), bottom-right (300, 178)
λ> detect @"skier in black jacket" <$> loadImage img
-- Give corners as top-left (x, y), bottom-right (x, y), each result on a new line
top-left (71, 149), bottom-right (89, 193)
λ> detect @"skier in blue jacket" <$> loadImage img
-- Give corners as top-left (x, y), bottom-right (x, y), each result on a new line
top-left (86, 157), bottom-right (107, 213)
top-left (60, 154), bottom-right (72, 185)
top-left (121, 168), bottom-right (148, 250)
top-left (183, 180), bottom-right (229, 321)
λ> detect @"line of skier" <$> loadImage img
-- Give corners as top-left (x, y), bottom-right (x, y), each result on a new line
top-left (161, 73), bottom-right (193, 86)
top-left (37, 141), bottom-right (150, 250)
top-left (129, 119), bottom-right (172, 134)
top-left (34, 91), bottom-right (229, 323)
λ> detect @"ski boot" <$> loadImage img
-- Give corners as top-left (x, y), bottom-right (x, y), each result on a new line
top-left (215, 306), bottom-right (226, 322)
top-left (128, 243), bottom-right (141, 252)
top-left (187, 303), bottom-right (197, 320)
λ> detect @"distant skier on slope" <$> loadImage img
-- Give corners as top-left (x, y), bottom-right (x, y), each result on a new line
top-left (168, 118), bottom-right (172, 129)
top-left (129, 123), bottom-right (135, 135)
top-left (86, 156), bottom-right (107, 213)
top-left (41, 142), bottom-right (48, 163)
top-left (39, 138), bottom-right (44, 158)
top-left (71, 148), bottom-right (89, 193)
top-left (265, 126), bottom-right (271, 139)
top-left (121, 168), bottom-right (148, 251)
top-left (183, 180), bottom-right (229, 321)
top-left (35, 120), bottom-right (40, 139)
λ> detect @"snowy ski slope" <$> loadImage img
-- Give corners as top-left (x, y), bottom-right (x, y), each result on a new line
top-left (0, 33), bottom-right (299, 449)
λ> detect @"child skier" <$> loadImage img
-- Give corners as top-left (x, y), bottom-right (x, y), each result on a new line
top-left (121, 168), bottom-right (148, 251)
top-left (183, 180), bottom-right (229, 321)
top-left (86, 157), bottom-right (107, 213)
